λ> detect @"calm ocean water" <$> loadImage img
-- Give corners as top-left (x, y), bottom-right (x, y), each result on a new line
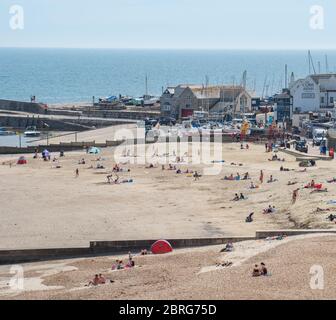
top-left (1, 49), bottom-right (336, 104)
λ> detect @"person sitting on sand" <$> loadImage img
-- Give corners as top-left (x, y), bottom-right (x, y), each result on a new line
top-left (246, 144), bottom-right (250, 150)
top-left (288, 181), bottom-right (297, 186)
top-left (225, 174), bottom-right (234, 181)
top-left (176, 169), bottom-right (182, 174)
top-left (112, 260), bottom-right (124, 270)
top-left (250, 182), bottom-right (258, 189)
top-left (98, 274), bottom-right (106, 284)
top-left (252, 265), bottom-right (261, 277)
top-left (267, 175), bottom-right (278, 183)
top-left (88, 274), bottom-right (100, 286)
top-left (246, 212), bottom-right (254, 223)
top-left (269, 154), bottom-right (278, 161)
top-left (243, 172), bottom-right (250, 180)
top-left (240, 193), bottom-right (245, 200)
top-left (260, 263), bottom-right (268, 276)
top-left (113, 164), bottom-right (120, 172)
top-left (327, 214), bottom-right (336, 222)
top-left (236, 173), bottom-right (241, 181)
top-left (194, 171), bottom-right (201, 181)
top-left (96, 163), bottom-right (105, 169)
top-left (141, 249), bottom-right (148, 255)
top-left (233, 194), bottom-right (240, 201)
top-left (168, 164), bottom-right (176, 171)
top-left (107, 174), bottom-right (113, 184)
top-left (221, 242), bottom-right (234, 253)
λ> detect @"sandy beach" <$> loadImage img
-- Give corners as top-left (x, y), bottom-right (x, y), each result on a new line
top-left (1, 138), bottom-right (336, 250)
top-left (0, 234), bottom-right (335, 300)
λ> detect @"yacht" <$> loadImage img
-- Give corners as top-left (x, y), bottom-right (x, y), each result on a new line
top-left (24, 126), bottom-right (41, 137)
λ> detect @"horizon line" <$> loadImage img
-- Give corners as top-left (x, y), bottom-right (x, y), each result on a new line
top-left (1, 46), bottom-right (336, 51)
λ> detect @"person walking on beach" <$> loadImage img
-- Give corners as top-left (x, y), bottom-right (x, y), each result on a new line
top-left (259, 170), bottom-right (264, 184)
top-left (75, 168), bottom-right (79, 178)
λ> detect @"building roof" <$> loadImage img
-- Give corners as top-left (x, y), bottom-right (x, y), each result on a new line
top-left (310, 74), bottom-right (336, 84)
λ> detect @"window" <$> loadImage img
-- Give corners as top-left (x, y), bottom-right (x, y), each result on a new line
top-left (321, 97), bottom-right (325, 104)
top-left (163, 103), bottom-right (171, 111)
top-left (330, 97), bottom-right (334, 104)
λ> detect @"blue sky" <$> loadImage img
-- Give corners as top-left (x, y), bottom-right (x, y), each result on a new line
top-left (0, 0), bottom-right (335, 49)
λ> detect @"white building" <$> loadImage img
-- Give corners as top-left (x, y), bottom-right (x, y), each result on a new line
top-left (290, 74), bottom-right (336, 114)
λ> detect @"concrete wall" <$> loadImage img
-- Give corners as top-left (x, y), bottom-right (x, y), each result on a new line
top-left (0, 115), bottom-right (131, 131)
top-left (0, 140), bottom-right (124, 154)
top-left (1, 230), bottom-right (336, 265)
top-left (256, 229), bottom-right (336, 239)
top-left (0, 99), bottom-right (46, 114)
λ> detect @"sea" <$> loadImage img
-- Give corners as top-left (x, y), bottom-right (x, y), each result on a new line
top-left (1, 48), bottom-right (336, 104)
top-left (1, 48), bottom-right (336, 147)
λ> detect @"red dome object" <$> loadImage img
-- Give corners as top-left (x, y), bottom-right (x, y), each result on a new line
top-left (151, 240), bottom-right (173, 255)
top-left (17, 156), bottom-right (27, 165)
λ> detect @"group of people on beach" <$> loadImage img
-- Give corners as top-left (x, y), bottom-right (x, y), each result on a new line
top-left (88, 252), bottom-right (138, 287)
top-left (252, 263), bottom-right (269, 277)
top-left (224, 172), bottom-right (250, 181)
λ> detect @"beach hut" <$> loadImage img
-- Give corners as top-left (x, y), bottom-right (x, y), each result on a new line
top-left (17, 156), bottom-right (27, 165)
top-left (88, 147), bottom-right (101, 154)
top-left (151, 240), bottom-right (173, 255)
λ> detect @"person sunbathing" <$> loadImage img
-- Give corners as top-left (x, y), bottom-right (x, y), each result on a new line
top-left (311, 188), bottom-right (328, 193)
top-left (327, 178), bottom-right (336, 183)
top-left (224, 174), bottom-right (234, 181)
top-left (146, 163), bottom-right (156, 169)
top-left (288, 181), bottom-right (297, 186)
top-left (216, 261), bottom-right (233, 268)
top-left (176, 169), bottom-right (182, 174)
top-left (263, 205), bottom-right (276, 214)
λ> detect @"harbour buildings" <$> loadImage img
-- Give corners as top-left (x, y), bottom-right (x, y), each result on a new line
top-left (160, 84), bottom-right (255, 119)
top-left (290, 74), bottom-right (336, 114)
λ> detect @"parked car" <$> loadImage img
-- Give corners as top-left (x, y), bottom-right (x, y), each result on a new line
top-left (159, 117), bottom-right (176, 126)
top-left (295, 141), bottom-right (308, 153)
